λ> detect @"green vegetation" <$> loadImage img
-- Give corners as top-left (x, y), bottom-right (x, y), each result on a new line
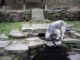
top-left (0, 22), bottom-right (24, 37)
top-left (64, 20), bottom-right (80, 30)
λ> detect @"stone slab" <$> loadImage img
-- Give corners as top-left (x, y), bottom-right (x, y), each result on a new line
top-left (26, 37), bottom-right (40, 41)
top-left (73, 48), bottom-right (80, 52)
top-left (9, 30), bottom-right (25, 39)
top-left (67, 51), bottom-right (79, 55)
top-left (0, 33), bottom-right (8, 39)
top-left (32, 24), bottom-right (49, 33)
top-left (26, 37), bottom-right (44, 49)
top-left (5, 44), bottom-right (28, 53)
top-left (22, 24), bottom-right (49, 34)
top-left (30, 19), bottom-right (50, 23)
top-left (0, 41), bottom-right (10, 48)
top-left (68, 30), bottom-right (80, 38)
top-left (68, 53), bottom-right (80, 60)
top-left (62, 38), bottom-right (80, 43)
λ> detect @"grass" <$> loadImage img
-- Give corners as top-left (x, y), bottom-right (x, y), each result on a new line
top-left (0, 21), bottom-right (80, 38)
top-left (0, 22), bottom-right (24, 37)
top-left (64, 20), bottom-right (80, 30)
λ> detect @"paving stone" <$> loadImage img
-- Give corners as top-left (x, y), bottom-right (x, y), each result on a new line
top-left (44, 41), bottom-right (55, 47)
top-left (0, 41), bottom-right (10, 48)
top-left (0, 56), bottom-right (13, 60)
top-left (67, 51), bottom-right (79, 55)
top-left (26, 37), bottom-right (44, 49)
top-left (32, 24), bottom-right (49, 33)
top-left (62, 38), bottom-right (80, 43)
top-left (0, 33), bottom-right (8, 39)
top-left (9, 30), bottom-right (25, 39)
top-left (26, 37), bottom-right (40, 41)
top-left (68, 53), bottom-right (80, 60)
top-left (22, 25), bottom-right (34, 33)
top-left (5, 44), bottom-right (28, 53)
top-left (22, 23), bottom-right (49, 33)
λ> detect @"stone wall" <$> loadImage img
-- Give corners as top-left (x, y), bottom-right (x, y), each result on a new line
top-left (0, 10), bottom-right (31, 22)
top-left (0, 10), bottom-right (80, 22)
top-left (44, 10), bottom-right (80, 21)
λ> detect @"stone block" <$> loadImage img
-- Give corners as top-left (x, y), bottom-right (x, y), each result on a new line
top-left (62, 38), bottom-right (80, 44)
top-left (9, 30), bottom-right (25, 39)
top-left (5, 44), bottom-right (28, 54)
top-left (26, 37), bottom-right (44, 49)
top-left (0, 41), bottom-right (10, 49)
top-left (0, 33), bottom-right (8, 39)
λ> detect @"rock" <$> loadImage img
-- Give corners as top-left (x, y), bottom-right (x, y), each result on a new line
top-left (73, 48), bottom-right (80, 52)
top-left (0, 41), bottom-right (10, 49)
top-left (62, 38), bottom-right (80, 43)
top-left (5, 44), bottom-right (28, 53)
top-left (32, 24), bottom-right (49, 33)
top-left (26, 37), bottom-right (40, 41)
top-left (9, 30), bottom-right (25, 39)
top-left (22, 23), bottom-right (49, 34)
top-left (26, 37), bottom-right (44, 49)
top-left (67, 51), bottom-right (79, 55)
top-left (9, 12), bottom-right (22, 21)
top-left (44, 41), bottom-right (55, 47)
top-left (0, 33), bottom-right (8, 39)
top-left (68, 53), bottom-right (80, 60)
top-left (0, 49), bottom-right (5, 56)
top-left (22, 24), bottom-right (33, 33)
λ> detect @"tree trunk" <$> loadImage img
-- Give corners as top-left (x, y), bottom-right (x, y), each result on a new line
top-left (23, 0), bottom-right (25, 4)
top-left (0, 0), bottom-right (6, 6)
